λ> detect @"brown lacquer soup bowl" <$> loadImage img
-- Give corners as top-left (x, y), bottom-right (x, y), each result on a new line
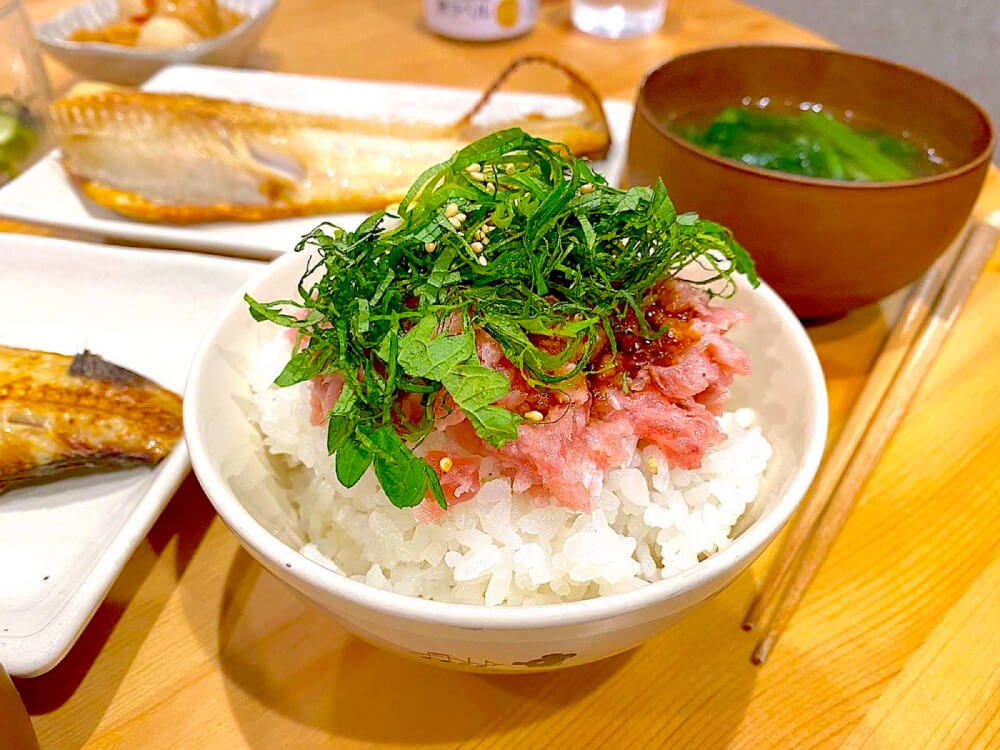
top-left (627, 45), bottom-right (995, 319)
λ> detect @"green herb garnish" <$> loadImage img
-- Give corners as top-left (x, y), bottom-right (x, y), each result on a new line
top-left (248, 128), bottom-right (756, 510)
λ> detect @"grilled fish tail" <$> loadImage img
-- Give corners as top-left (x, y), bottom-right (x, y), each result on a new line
top-left (0, 346), bottom-right (183, 490)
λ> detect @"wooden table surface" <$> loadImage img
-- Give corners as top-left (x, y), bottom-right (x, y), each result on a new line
top-left (12, 0), bottom-right (1000, 748)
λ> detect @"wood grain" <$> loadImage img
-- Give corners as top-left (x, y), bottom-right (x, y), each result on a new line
top-left (12, 1), bottom-right (1000, 748)
top-left (742, 227), bottom-right (966, 633)
top-left (840, 552), bottom-right (1000, 750)
top-left (751, 218), bottom-right (1000, 664)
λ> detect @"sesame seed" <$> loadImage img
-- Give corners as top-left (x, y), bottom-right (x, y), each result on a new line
top-left (477, 255), bottom-right (488, 266)
top-left (456, 212), bottom-right (467, 223)
top-left (424, 241), bottom-right (436, 253)
top-left (448, 216), bottom-right (463, 229)
top-left (646, 457), bottom-right (659, 475)
top-left (580, 183), bottom-right (594, 194)
top-left (524, 410), bottom-right (544, 423)
top-left (486, 183), bottom-right (496, 194)
top-left (439, 456), bottom-right (454, 473)
top-left (465, 163), bottom-right (481, 173)
top-left (468, 171), bottom-right (486, 182)
top-left (505, 163), bottom-right (516, 175)
top-left (471, 241), bottom-right (483, 252)
top-left (481, 236), bottom-right (489, 246)
top-left (445, 203), bottom-right (459, 218)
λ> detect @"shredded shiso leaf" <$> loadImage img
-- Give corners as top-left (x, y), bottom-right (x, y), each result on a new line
top-left (247, 128), bottom-right (757, 510)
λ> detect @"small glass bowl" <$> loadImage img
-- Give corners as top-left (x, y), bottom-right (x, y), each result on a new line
top-left (0, 0), bottom-right (50, 185)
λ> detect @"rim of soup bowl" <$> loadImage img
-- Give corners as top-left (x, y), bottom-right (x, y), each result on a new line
top-left (634, 43), bottom-right (996, 191)
top-left (184, 252), bottom-right (828, 630)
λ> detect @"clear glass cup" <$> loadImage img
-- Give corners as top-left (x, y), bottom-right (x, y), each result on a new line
top-left (0, 0), bottom-right (49, 185)
top-left (571, 0), bottom-right (667, 39)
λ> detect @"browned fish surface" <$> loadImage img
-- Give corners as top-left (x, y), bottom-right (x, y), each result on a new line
top-left (49, 56), bottom-right (612, 224)
top-left (0, 346), bottom-right (182, 489)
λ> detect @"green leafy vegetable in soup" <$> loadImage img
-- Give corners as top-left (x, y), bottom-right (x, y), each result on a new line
top-left (247, 128), bottom-right (757, 510)
top-left (676, 106), bottom-right (942, 182)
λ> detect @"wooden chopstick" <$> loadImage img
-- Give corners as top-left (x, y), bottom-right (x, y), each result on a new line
top-left (0, 664), bottom-right (39, 750)
top-left (747, 212), bottom-right (1000, 665)
top-left (741, 225), bottom-right (968, 633)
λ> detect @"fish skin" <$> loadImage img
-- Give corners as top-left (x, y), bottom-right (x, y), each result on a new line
top-left (0, 346), bottom-right (182, 489)
top-left (48, 56), bottom-right (612, 224)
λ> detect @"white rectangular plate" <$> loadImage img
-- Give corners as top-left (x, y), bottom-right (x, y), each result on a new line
top-left (0, 65), bottom-right (634, 261)
top-left (0, 235), bottom-right (261, 677)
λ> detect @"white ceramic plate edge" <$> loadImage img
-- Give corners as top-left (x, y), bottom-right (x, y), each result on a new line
top-left (0, 178), bottom-right (288, 257)
top-left (5, 446), bottom-right (189, 677)
top-left (0, 234), bottom-right (263, 677)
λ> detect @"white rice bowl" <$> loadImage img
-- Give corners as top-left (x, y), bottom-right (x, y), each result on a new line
top-left (185, 247), bottom-right (827, 670)
top-left (250, 333), bottom-right (772, 607)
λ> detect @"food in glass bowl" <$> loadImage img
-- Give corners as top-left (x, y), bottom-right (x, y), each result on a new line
top-left (68, 0), bottom-right (245, 48)
top-left (0, 0), bottom-right (48, 183)
top-left (0, 98), bottom-right (39, 182)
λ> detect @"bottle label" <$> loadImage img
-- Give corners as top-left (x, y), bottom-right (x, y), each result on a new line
top-left (424, 0), bottom-right (538, 40)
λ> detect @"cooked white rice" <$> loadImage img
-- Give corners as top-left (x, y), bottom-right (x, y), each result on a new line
top-left (250, 335), bottom-right (772, 606)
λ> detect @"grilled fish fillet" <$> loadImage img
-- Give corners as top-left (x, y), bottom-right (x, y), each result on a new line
top-left (0, 346), bottom-right (182, 489)
top-left (49, 56), bottom-right (612, 224)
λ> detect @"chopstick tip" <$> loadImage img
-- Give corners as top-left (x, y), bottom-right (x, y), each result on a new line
top-left (741, 595), bottom-right (765, 631)
top-left (750, 631), bottom-right (778, 665)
